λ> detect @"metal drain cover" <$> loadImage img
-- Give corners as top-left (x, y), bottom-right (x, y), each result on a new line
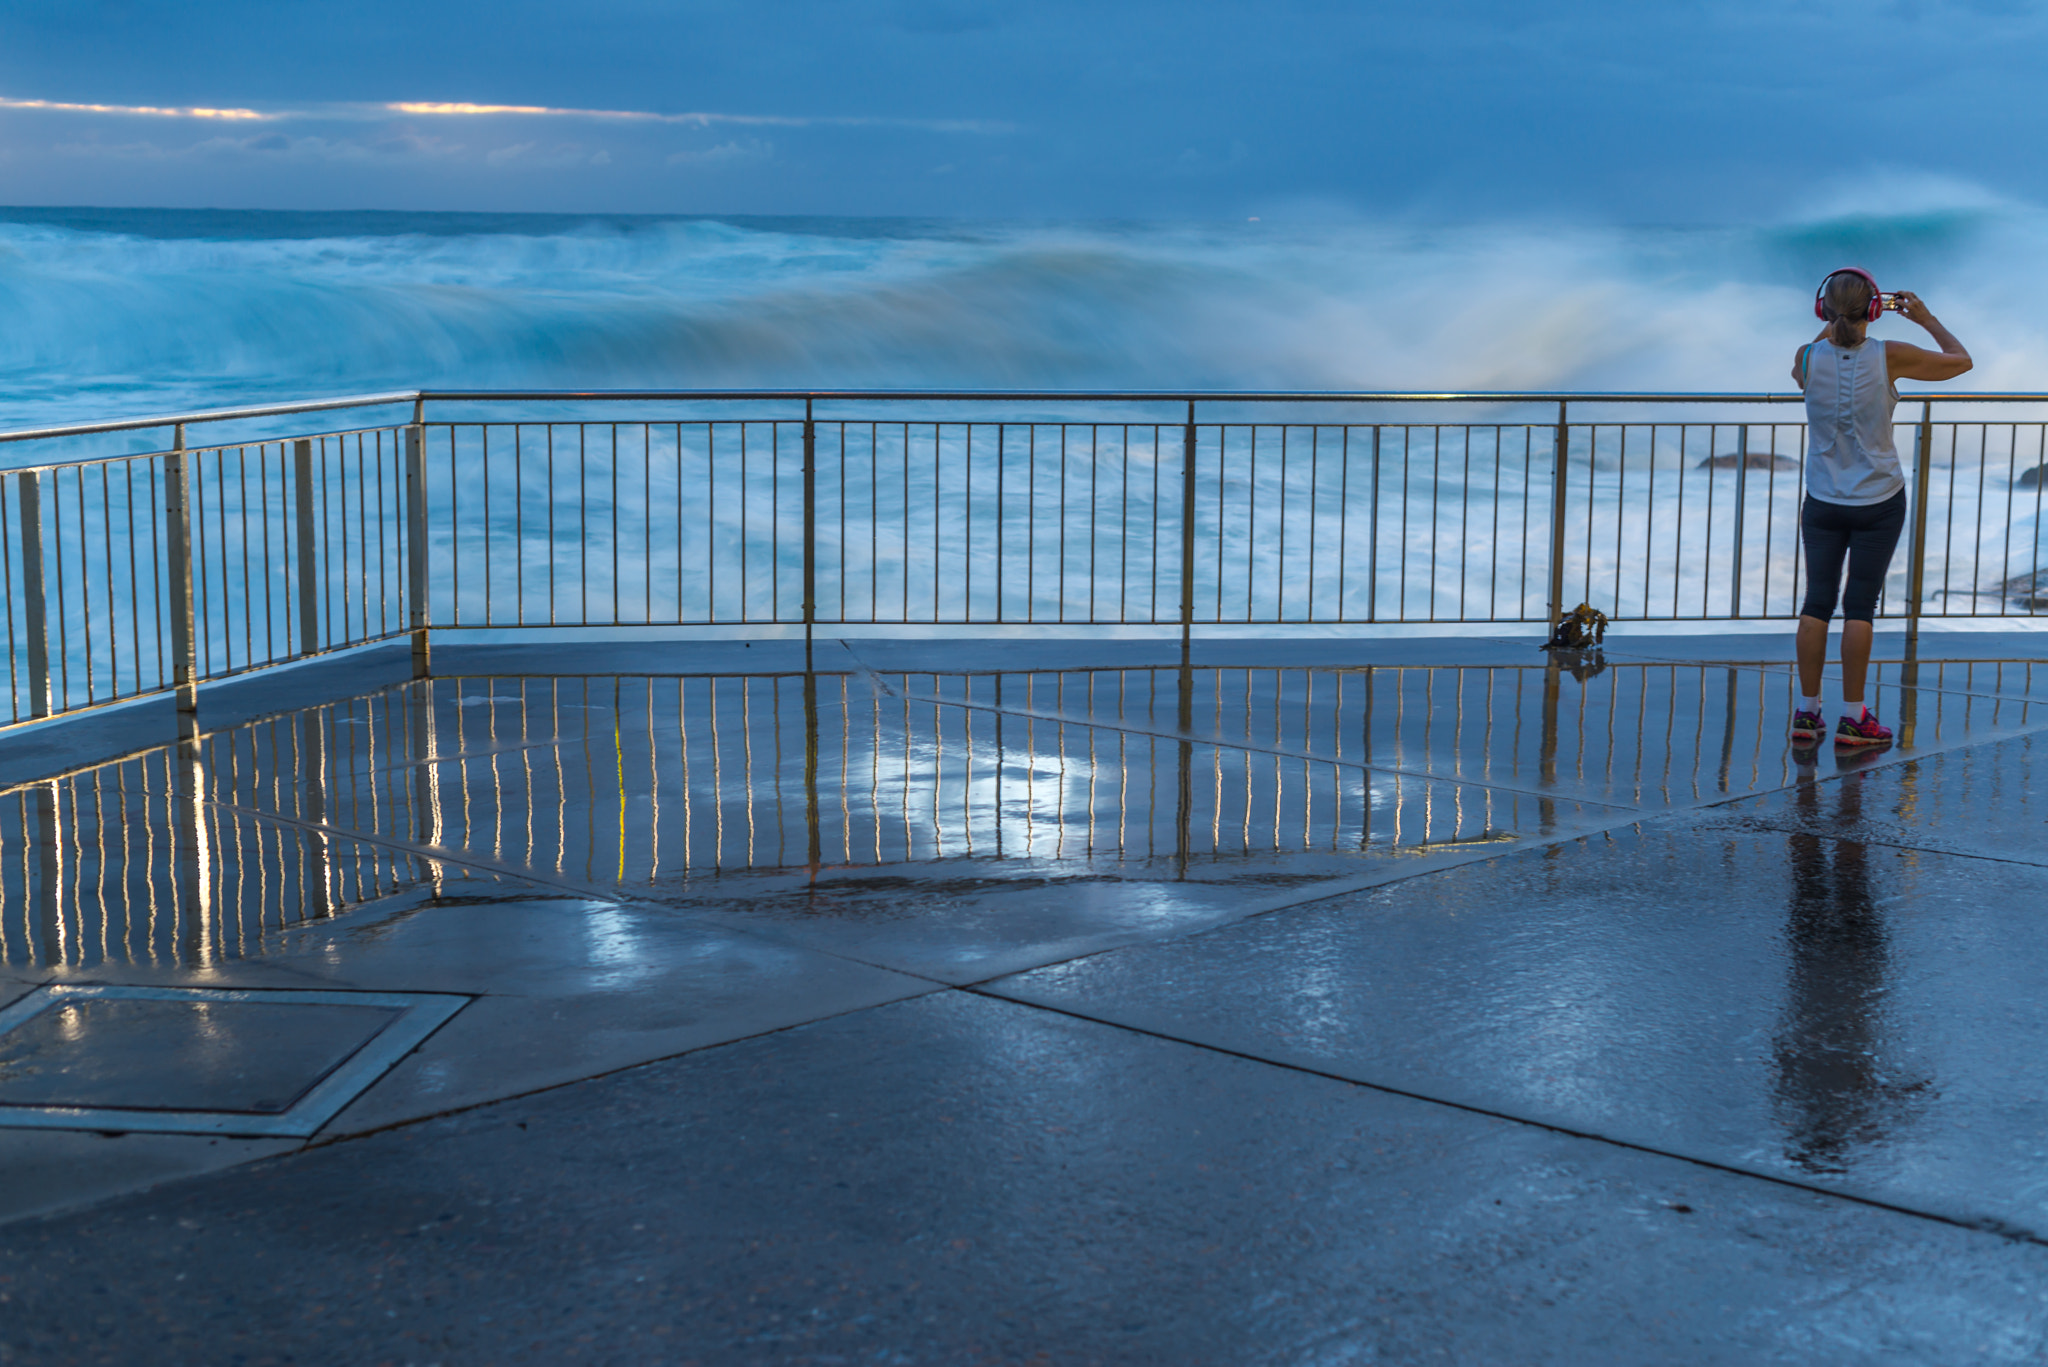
top-left (0, 985), bottom-right (466, 1137)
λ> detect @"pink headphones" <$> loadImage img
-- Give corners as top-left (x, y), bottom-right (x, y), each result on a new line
top-left (1815, 267), bottom-right (1884, 323)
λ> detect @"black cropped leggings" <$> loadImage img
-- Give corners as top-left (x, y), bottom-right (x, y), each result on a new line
top-left (1799, 490), bottom-right (1906, 624)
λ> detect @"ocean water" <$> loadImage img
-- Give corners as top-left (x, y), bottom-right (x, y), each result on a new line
top-left (2, 199), bottom-right (2041, 427)
top-left (1, 201), bottom-right (2043, 654)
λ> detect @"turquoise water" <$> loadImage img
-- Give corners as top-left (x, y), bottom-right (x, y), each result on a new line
top-left (1, 201), bottom-right (2031, 435)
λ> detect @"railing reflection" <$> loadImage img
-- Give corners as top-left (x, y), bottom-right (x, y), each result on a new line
top-left (0, 698), bottom-right (444, 969)
top-left (419, 670), bottom-right (1512, 879)
top-left (0, 658), bottom-right (2037, 969)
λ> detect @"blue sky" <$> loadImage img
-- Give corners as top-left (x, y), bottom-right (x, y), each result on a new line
top-left (0, 0), bottom-right (2040, 219)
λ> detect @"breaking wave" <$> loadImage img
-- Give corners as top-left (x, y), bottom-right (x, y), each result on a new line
top-left (0, 197), bottom-right (2040, 436)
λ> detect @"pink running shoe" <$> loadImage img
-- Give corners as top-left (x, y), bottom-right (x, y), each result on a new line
top-left (1834, 709), bottom-right (1893, 747)
top-left (1790, 708), bottom-right (1825, 743)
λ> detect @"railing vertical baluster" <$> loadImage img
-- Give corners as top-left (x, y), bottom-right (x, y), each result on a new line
top-left (293, 439), bottom-right (320, 657)
top-left (17, 472), bottom-right (49, 719)
top-left (67, 468), bottom-right (86, 702)
top-left (1731, 424), bottom-right (1749, 618)
top-left (255, 449), bottom-right (273, 665)
top-left (1546, 401), bottom-right (1570, 628)
top-left (1367, 426), bottom-right (1380, 622)
top-left (122, 461), bottom-right (141, 696)
top-left (374, 434), bottom-right (390, 637)
top-left (1906, 398), bottom-right (1934, 653)
top-left (1180, 400), bottom-right (1197, 665)
top-left (996, 423), bottom-right (1007, 623)
top-left (802, 398), bottom-right (817, 657)
top-left (609, 424), bottom-right (620, 628)
top-left (165, 425), bottom-right (199, 740)
top-left (1336, 427), bottom-right (1351, 621)
top-left (406, 403), bottom-right (431, 678)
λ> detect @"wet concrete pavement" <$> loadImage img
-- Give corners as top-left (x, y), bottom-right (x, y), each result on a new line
top-left (11, 993), bottom-right (2048, 1366)
top-left (1, 631), bottom-right (2046, 1362)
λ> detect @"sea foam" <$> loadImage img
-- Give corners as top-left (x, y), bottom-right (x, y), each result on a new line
top-left (0, 201), bottom-right (2036, 430)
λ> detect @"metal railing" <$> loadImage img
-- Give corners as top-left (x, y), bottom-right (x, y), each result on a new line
top-left (6, 388), bottom-right (2048, 730)
top-left (0, 420), bottom-right (419, 731)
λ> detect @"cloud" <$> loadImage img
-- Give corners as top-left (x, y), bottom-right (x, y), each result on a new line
top-left (0, 92), bottom-right (1012, 136)
top-left (48, 130), bottom-right (470, 164)
top-left (1169, 139), bottom-right (1249, 177)
top-left (666, 138), bottom-right (774, 167)
top-left (385, 101), bottom-right (1013, 134)
top-left (484, 140), bottom-right (611, 168)
top-left (0, 96), bottom-right (270, 120)
top-left (3, 0), bottom-right (2040, 220)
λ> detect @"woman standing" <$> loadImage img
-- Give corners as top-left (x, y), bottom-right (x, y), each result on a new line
top-left (1790, 269), bottom-right (1971, 746)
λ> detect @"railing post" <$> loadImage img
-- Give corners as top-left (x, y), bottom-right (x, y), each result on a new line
top-left (802, 397), bottom-right (816, 660)
top-left (293, 438), bottom-right (320, 657)
top-left (1180, 400), bottom-right (1197, 668)
top-left (165, 424), bottom-right (199, 740)
top-left (405, 402), bottom-right (431, 679)
top-left (1904, 398), bottom-right (1935, 654)
top-left (1546, 400), bottom-right (1570, 628)
top-left (1175, 404), bottom-right (1196, 875)
top-left (16, 471), bottom-right (49, 719)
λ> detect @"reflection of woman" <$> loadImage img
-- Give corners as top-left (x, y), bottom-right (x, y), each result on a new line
top-left (1774, 775), bottom-right (1920, 1173)
top-left (1790, 270), bottom-right (1971, 747)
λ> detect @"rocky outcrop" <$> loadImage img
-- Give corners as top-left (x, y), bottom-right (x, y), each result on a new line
top-left (1696, 451), bottom-right (1800, 471)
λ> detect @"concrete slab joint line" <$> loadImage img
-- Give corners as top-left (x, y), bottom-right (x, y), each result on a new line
top-left (966, 989), bottom-right (2048, 1252)
top-left (0, 985), bottom-right (467, 1138)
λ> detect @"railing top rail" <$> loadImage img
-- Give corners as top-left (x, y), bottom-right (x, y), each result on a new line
top-left (6, 385), bottom-right (2048, 452)
top-left (413, 387), bottom-right (2048, 406)
top-left (0, 418), bottom-right (422, 478)
top-left (0, 389), bottom-right (420, 447)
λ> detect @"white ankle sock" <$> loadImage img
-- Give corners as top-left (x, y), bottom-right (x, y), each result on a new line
top-left (1799, 696), bottom-right (1821, 714)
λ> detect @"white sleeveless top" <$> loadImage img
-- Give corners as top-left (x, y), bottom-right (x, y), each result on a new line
top-left (1802, 337), bottom-right (1904, 505)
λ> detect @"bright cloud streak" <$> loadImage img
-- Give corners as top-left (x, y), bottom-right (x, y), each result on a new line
top-left (0, 96), bottom-right (270, 120)
top-left (0, 93), bottom-right (1006, 134)
top-left (390, 102), bottom-right (561, 117)
top-left (385, 101), bottom-right (1011, 133)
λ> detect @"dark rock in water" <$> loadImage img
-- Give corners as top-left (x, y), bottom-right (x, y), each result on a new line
top-left (2018, 465), bottom-right (2048, 489)
top-left (1987, 568), bottom-right (2048, 609)
top-left (1696, 451), bottom-right (1800, 471)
